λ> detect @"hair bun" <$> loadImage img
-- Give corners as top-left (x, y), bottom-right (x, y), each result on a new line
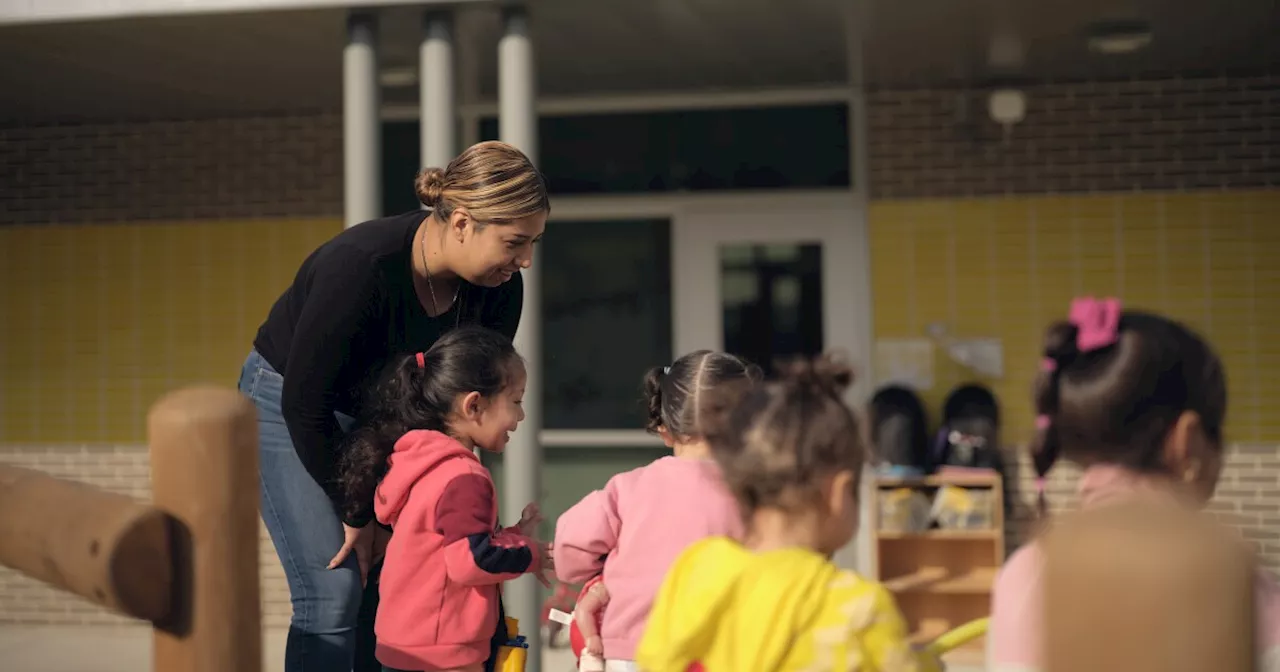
top-left (415, 167), bottom-right (446, 208)
top-left (778, 353), bottom-right (855, 397)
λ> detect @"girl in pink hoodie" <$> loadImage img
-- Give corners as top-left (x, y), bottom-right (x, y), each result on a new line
top-left (988, 298), bottom-right (1280, 672)
top-left (339, 326), bottom-right (552, 672)
top-left (554, 350), bottom-right (760, 671)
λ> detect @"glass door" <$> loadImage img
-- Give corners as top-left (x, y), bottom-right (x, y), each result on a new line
top-left (672, 198), bottom-right (875, 573)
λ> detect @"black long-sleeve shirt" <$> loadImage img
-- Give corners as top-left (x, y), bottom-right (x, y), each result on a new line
top-left (252, 210), bottom-right (522, 510)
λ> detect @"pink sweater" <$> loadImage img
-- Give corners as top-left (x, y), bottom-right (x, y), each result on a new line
top-left (553, 456), bottom-right (744, 661)
top-left (989, 464), bottom-right (1280, 672)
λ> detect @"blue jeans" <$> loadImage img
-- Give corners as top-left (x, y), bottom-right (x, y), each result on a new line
top-left (239, 350), bottom-right (378, 672)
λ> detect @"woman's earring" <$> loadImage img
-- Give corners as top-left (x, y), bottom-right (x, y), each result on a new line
top-left (1183, 460), bottom-right (1200, 483)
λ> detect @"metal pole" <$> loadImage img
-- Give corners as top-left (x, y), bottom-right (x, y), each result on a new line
top-left (420, 11), bottom-right (456, 179)
top-left (344, 11), bottom-right (381, 228)
top-left (498, 6), bottom-right (541, 671)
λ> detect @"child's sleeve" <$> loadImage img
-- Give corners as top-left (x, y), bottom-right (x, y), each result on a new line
top-left (553, 479), bottom-right (623, 584)
top-left (987, 546), bottom-right (1044, 672)
top-left (850, 583), bottom-right (939, 672)
top-left (436, 473), bottom-right (538, 586)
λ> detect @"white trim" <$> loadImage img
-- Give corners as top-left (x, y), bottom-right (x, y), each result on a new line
top-left (0, 0), bottom-right (488, 26)
top-left (385, 85), bottom-right (849, 124)
top-left (549, 189), bottom-right (855, 221)
top-left (457, 85), bottom-right (849, 118)
top-left (539, 430), bottom-right (663, 448)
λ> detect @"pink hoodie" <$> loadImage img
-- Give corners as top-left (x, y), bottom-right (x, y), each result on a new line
top-left (989, 464), bottom-right (1280, 672)
top-left (554, 456), bottom-right (744, 661)
top-left (374, 430), bottom-right (540, 671)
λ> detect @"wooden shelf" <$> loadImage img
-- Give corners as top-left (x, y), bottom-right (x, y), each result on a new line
top-left (878, 529), bottom-right (1000, 540)
top-left (875, 472), bottom-right (1001, 489)
top-left (873, 471), bottom-right (1004, 669)
top-left (882, 567), bottom-right (998, 594)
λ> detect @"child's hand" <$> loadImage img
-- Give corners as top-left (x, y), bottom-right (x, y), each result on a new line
top-left (533, 541), bottom-right (554, 588)
top-left (516, 502), bottom-right (543, 537)
top-left (585, 635), bottom-right (604, 656)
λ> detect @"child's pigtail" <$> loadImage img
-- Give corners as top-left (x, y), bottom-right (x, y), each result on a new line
top-left (1030, 322), bottom-right (1079, 518)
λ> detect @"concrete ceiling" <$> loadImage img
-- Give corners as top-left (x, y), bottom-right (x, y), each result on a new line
top-left (0, 0), bottom-right (1275, 123)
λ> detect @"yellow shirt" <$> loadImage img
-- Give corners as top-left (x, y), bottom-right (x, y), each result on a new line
top-left (636, 537), bottom-right (938, 672)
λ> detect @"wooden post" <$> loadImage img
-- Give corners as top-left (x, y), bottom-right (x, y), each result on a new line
top-left (1043, 500), bottom-right (1255, 672)
top-left (0, 465), bottom-right (172, 622)
top-left (149, 386), bottom-right (261, 672)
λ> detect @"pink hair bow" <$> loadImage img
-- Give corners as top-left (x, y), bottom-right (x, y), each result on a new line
top-left (1069, 296), bottom-right (1122, 352)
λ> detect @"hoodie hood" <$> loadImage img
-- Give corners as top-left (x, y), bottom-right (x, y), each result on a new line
top-left (637, 537), bottom-right (837, 671)
top-left (375, 430), bottom-right (477, 527)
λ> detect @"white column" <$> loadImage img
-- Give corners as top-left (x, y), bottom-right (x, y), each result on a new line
top-left (344, 11), bottom-right (381, 228)
top-left (498, 6), bottom-right (541, 671)
top-left (420, 11), bottom-right (456, 176)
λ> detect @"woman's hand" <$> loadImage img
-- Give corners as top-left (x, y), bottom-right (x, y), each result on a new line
top-left (328, 522), bottom-right (375, 586)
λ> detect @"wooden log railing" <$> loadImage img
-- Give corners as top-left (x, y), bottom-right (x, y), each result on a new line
top-left (0, 386), bottom-right (261, 672)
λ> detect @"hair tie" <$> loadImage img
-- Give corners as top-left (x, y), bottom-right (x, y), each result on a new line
top-left (662, 366), bottom-right (671, 375)
top-left (1035, 476), bottom-right (1046, 495)
top-left (1040, 357), bottom-right (1057, 373)
top-left (1035, 414), bottom-right (1052, 431)
top-left (1069, 296), bottom-right (1122, 352)
top-left (415, 352), bottom-right (426, 369)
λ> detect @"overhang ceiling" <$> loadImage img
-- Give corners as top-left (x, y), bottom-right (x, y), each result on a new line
top-left (0, 0), bottom-right (1275, 123)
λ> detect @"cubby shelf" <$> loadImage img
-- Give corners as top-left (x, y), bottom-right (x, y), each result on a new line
top-left (872, 470), bottom-right (1004, 667)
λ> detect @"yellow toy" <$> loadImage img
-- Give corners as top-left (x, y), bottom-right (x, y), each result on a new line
top-left (494, 616), bottom-right (529, 672)
top-left (924, 617), bottom-right (989, 657)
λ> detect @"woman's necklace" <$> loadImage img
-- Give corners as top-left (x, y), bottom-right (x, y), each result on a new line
top-left (420, 236), bottom-right (461, 321)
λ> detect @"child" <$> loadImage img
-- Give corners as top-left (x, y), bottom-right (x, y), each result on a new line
top-left (987, 297), bottom-right (1280, 671)
top-left (338, 326), bottom-right (552, 672)
top-left (637, 354), bottom-right (940, 672)
top-left (554, 350), bottom-right (760, 671)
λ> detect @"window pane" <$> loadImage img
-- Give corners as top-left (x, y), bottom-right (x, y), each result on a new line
top-left (542, 219), bottom-right (672, 428)
top-left (479, 105), bottom-right (849, 194)
top-left (720, 243), bottom-right (823, 376)
top-left (382, 121), bottom-right (422, 216)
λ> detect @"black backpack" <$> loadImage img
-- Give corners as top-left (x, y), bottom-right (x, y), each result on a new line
top-left (869, 385), bottom-right (931, 472)
top-left (933, 383), bottom-right (1003, 471)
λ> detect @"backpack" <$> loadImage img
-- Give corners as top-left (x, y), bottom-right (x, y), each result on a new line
top-left (869, 385), bottom-right (931, 473)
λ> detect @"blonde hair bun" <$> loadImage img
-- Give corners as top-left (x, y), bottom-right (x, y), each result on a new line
top-left (415, 167), bottom-right (447, 209)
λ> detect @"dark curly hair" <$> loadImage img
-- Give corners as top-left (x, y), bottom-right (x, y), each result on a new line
top-left (337, 325), bottom-right (522, 525)
top-left (703, 353), bottom-right (865, 513)
top-left (641, 351), bottom-right (761, 439)
top-left (1030, 310), bottom-right (1227, 516)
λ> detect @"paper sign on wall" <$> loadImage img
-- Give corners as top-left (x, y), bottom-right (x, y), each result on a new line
top-left (873, 338), bottom-right (935, 391)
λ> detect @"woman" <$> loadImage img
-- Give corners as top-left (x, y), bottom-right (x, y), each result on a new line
top-left (237, 141), bottom-right (549, 672)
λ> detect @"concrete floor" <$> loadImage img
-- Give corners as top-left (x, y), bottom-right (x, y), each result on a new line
top-left (0, 626), bottom-right (579, 672)
top-left (0, 625), bottom-right (984, 671)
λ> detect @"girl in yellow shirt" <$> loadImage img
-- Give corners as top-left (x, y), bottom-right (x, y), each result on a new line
top-left (636, 356), bottom-right (940, 672)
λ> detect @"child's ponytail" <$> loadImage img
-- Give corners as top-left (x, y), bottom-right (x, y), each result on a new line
top-left (1030, 321), bottom-right (1080, 518)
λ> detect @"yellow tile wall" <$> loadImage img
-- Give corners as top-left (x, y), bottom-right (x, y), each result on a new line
top-left (869, 190), bottom-right (1280, 443)
top-left (0, 218), bottom-right (342, 443)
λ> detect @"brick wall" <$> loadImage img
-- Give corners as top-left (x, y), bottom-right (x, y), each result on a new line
top-left (867, 73), bottom-right (1279, 198)
top-left (1, 72), bottom-right (1277, 626)
top-left (0, 114), bottom-right (343, 224)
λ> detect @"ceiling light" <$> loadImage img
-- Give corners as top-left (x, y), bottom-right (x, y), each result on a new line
top-left (379, 67), bottom-right (417, 88)
top-left (1086, 20), bottom-right (1153, 55)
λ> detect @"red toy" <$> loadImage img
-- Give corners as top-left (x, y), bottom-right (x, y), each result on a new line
top-left (568, 575), bottom-right (607, 666)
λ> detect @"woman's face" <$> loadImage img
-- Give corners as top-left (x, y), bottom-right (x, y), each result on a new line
top-left (451, 211), bottom-right (547, 287)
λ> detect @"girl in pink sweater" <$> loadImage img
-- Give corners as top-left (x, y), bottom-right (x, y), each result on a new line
top-left (338, 326), bottom-right (552, 672)
top-left (988, 298), bottom-right (1280, 672)
top-left (553, 351), bottom-right (760, 671)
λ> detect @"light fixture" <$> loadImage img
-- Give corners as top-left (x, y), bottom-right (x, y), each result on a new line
top-left (379, 67), bottom-right (417, 88)
top-left (1085, 20), bottom-right (1153, 55)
